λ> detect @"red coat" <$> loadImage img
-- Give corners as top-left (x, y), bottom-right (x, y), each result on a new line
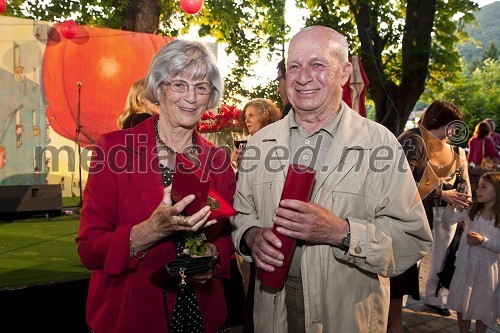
top-left (76, 115), bottom-right (236, 333)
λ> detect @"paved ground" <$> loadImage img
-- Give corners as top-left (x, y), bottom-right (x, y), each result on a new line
top-left (227, 251), bottom-right (500, 333)
top-left (403, 252), bottom-right (499, 333)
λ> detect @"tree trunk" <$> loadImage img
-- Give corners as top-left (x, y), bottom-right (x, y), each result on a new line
top-left (353, 0), bottom-right (437, 136)
top-left (121, 0), bottom-right (161, 34)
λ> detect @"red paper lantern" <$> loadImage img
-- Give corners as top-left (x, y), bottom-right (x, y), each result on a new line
top-left (43, 26), bottom-right (174, 146)
top-left (180, 0), bottom-right (204, 15)
top-left (0, 0), bottom-right (7, 14)
top-left (60, 20), bottom-right (78, 39)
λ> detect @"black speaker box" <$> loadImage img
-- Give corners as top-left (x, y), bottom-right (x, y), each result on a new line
top-left (0, 185), bottom-right (62, 220)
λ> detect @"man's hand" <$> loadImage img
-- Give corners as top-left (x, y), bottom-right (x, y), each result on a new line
top-left (272, 199), bottom-right (349, 246)
top-left (244, 227), bottom-right (284, 272)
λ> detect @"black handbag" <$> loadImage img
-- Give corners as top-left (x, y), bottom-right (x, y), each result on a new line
top-left (435, 225), bottom-right (463, 296)
top-left (166, 255), bottom-right (218, 287)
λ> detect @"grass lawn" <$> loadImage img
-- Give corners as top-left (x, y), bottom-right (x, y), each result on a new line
top-left (62, 196), bottom-right (81, 208)
top-left (0, 215), bottom-right (90, 290)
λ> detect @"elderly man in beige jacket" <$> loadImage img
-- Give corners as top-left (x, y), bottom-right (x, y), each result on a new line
top-left (231, 26), bottom-right (432, 333)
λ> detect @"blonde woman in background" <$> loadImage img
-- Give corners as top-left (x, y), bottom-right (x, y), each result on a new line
top-left (117, 78), bottom-right (159, 129)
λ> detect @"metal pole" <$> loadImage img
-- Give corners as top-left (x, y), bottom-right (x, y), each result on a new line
top-left (76, 82), bottom-right (83, 207)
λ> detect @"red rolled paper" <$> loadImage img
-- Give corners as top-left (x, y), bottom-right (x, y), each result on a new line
top-left (259, 164), bottom-right (316, 289)
top-left (171, 153), bottom-right (236, 219)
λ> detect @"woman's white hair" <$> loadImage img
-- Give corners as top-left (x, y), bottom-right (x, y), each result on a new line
top-left (143, 39), bottom-right (223, 110)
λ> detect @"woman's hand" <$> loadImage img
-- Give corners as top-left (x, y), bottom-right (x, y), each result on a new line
top-left (129, 186), bottom-right (217, 253)
top-left (149, 185), bottom-right (216, 237)
top-left (441, 189), bottom-right (471, 210)
top-left (188, 243), bottom-right (219, 284)
top-left (467, 231), bottom-right (485, 246)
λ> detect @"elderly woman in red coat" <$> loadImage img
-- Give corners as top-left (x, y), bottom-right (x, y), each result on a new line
top-left (76, 39), bottom-right (236, 333)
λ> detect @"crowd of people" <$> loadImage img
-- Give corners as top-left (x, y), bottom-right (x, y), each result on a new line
top-left (76, 25), bottom-right (499, 333)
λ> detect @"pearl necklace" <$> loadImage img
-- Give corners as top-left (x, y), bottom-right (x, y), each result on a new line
top-left (154, 119), bottom-right (196, 155)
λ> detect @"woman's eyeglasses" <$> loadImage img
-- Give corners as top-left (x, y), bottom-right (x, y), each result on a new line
top-left (162, 80), bottom-right (213, 95)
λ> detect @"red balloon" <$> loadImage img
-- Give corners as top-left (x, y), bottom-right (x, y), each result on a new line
top-left (0, 0), bottom-right (7, 14)
top-left (43, 25), bottom-right (174, 146)
top-left (180, 0), bottom-right (204, 15)
top-left (60, 20), bottom-right (78, 39)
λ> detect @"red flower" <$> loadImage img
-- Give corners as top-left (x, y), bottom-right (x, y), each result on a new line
top-left (201, 110), bottom-right (217, 120)
top-left (197, 104), bottom-right (242, 133)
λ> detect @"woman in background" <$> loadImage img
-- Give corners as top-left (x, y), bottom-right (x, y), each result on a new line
top-left (390, 100), bottom-right (471, 332)
top-left (468, 121), bottom-right (499, 166)
top-left (484, 118), bottom-right (500, 151)
top-left (117, 78), bottom-right (159, 129)
top-left (231, 98), bottom-right (280, 333)
top-left (231, 98), bottom-right (280, 170)
top-left (241, 98), bottom-right (280, 136)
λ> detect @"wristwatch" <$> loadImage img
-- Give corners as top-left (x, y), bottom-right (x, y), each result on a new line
top-left (340, 219), bottom-right (351, 251)
top-left (340, 230), bottom-right (351, 251)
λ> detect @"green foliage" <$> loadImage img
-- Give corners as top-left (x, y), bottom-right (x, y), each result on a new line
top-left (6, 0), bottom-right (287, 105)
top-left (459, 1), bottom-right (500, 64)
top-left (418, 0), bottom-right (477, 96)
top-left (5, 0), bottom-right (482, 125)
top-left (4, 0), bottom-right (122, 26)
top-left (184, 231), bottom-right (207, 256)
top-left (300, 0), bottom-right (478, 134)
top-left (158, 0), bottom-right (288, 105)
top-left (426, 58), bottom-right (499, 142)
top-left (365, 105), bottom-right (376, 121)
top-left (468, 42), bottom-right (499, 72)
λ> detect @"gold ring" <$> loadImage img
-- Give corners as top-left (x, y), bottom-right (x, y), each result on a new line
top-left (182, 216), bottom-right (187, 225)
top-left (177, 216), bottom-right (182, 225)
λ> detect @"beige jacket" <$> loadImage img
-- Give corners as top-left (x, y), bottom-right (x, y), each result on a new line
top-left (231, 103), bottom-right (432, 333)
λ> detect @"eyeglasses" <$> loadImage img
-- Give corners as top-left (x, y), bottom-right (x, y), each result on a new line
top-left (162, 80), bottom-right (213, 95)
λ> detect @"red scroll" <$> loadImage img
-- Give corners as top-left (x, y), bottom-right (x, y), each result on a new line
top-left (259, 164), bottom-right (316, 289)
top-left (171, 153), bottom-right (236, 220)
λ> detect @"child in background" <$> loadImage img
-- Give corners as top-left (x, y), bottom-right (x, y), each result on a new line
top-left (446, 172), bottom-right (500, 333)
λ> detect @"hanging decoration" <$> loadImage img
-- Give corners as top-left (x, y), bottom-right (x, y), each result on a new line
top-left (13, 41), bottom-right (24, 81)
top-left (60, 20), bottom-right (78, 39)
top-left (45, 119), bottom-right (51, 143)
top-left (15, 109), bottom-right (24, 148)
top-left (33, 110), bottom-right (39, 136)
top-left (32, 67), bottom-right (38, 93)
top-left (0, 0), bottom-right (7, 14)
top-left (34, 20), bottom-right (41, 39)
top-left (180, 0), bottom-right (204, 15)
